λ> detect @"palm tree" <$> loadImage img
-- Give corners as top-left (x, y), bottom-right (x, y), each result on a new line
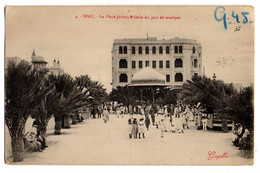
top-left (31, 75), bottom-right (59, 139)
top-left (47, 73), bottom-right (80, 134)
top-left (225, 86), bottom-right (253, 131)
top-left (178, 75), bottom-right (236, 113)
top-left (75, 75), bottom-right (108, 108)
top-left (155, 87), bottom-right (178, 105)
top-left (109, 86), bottom-right (138, 106)
top-left (5, 61), bottom-right (46, 162)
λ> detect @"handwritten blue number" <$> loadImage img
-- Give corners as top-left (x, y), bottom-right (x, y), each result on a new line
top-left (214, 6), bottom-right (227, 30)
top-left (241, 12), bottom-right (249, 24)
top-left (232, 11), bottom-right (240, 23)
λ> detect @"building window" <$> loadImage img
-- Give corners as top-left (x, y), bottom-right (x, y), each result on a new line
top-left (119, 46), bottom-right (123, 54)
top-left (179, 46), bottom-right (183, 53)
top-left (139, 46), bottom-right (142, 54)
top-left (194, 59), bottom-right (198, 68)
top-left (194, 73), bottom-right (198, 76)
top-left (123, 46), bottom-right (127, 54)
top-left (152, 46), bottom-right (156, 54)
top-left (132, 47), bottom-right (135, 54)
top-left (145, 61), bottom-right (149, 67)
top-left (145, 46), bottom-right (149, 54)
top-left (166, 75), bottom-right (170, 82)
top-left (166, 60), bottom-right (170, 68)
top-left (166, 46), bottom-right (170, 54)
top-left (132, 61), bottom-right (136, 68)
top-left (119, 59), bottom-right (127, 68)
top-left (159, 60), bottom-right (163, 68)
top-left (174, 59), bottom-right (183, 68)
top-left (119, 73), bottom-right (128, 82)
top-left (174, 46), bottom-right (178, 53)
top-left (159, 46), bottom-right (163, 54)
top-left (175, 73), bottom-right (183, 82)
top-left (139, 61), bottom-right (143, 68)
top-left (192, 46), bottom-right (196, 53)
top-left (152, 61), bottom-right (156, 68)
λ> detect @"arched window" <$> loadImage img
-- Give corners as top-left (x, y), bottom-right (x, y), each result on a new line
top-left (132, 47), bottom-right (135, 54)
top-left (174, 58), bottom-right (183, 68)
top-left (119, 46), bottom-right (123, 54)
top-left (123, 46), bottom-right (127, 54)
top-left (179, 46), bottom-right (183, 53)
top-left (138, 46), bottom-right (142, 54)
top-left (166, 46), bottom-right (170, 54)
top-left (174, 46), bottom-right (178, 53)
top-left (119, 73), bottom-right (128, 83)
top-left (145, 46), bottom-right (149, 54)
top-left (159, 46), bottom-right (163, 54)
top-left (119, 59), bottom-right (127, 68)
top-left (175, 73), bottom-right (183, 82)
top-left (152, 46), bottom-right (156, 54)
top-left (192, 46), bottom-right (196, 53)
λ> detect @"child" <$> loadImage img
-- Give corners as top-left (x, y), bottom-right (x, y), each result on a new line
top-left (201, 114), bottom-right (208, 131)
top-left (138, 118), bottom-right (145, 139)
top-left (159, 118), bottom-right (166, 138)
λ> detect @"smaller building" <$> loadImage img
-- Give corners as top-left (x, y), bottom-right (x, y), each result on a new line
top-left (49, 59), bottom-right (64, 76)
top-left (31, 49), bottom-right (48, 70)
top-left (31, 49), bottom-right (64, 75)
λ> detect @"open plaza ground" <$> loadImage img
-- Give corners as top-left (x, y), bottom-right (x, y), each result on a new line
top-left (5, 114), bottom-right (253, 165)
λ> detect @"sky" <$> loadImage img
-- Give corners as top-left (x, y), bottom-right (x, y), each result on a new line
top-left (5, 6), bottom-right (254, 92)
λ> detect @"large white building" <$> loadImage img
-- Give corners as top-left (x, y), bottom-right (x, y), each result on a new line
top-left (111, 36), bottom-right (203, 89)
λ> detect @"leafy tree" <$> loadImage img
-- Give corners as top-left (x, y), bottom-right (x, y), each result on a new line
top-left (5, 61), bottom-right (46, 162)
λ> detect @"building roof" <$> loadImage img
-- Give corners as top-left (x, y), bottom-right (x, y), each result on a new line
top-left (32, 56), bottom-right (47, 63)
top-left (131, 67), bottom-right (168, 86)
top-left (114, 37), bottom-right (201, 46)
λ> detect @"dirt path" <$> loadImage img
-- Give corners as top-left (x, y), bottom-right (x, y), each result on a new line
top-left (5, 114), bottom-right (253, 165)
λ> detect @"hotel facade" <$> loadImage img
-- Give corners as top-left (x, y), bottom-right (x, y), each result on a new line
top-left (111, 37), bottom-right (203, 89)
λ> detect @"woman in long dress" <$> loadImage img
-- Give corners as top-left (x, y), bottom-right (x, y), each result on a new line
top-left (145, 115), bottom-right (151, 131)
top-left (131, 118), bottom-right (138, 138)
top-left (103, 108), bottom-right (109, 123)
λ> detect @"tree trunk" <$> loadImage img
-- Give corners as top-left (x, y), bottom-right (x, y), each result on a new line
top-left (72, 114), bottom-right (78, 124)
top-left (54, 119), bottom-right (62, 135)
top-left (63, 116), bottom-right (71, 128)
top-left (11, 136), bottom-right (24, 162)
top-left (40, 126), bottom-right (47, 139)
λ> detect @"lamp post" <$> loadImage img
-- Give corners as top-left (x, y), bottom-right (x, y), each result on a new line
top-left (213, 73), bottom-right (217, 80)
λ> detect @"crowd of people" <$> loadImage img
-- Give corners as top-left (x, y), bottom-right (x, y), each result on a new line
top-left (93, 102), bottom-right (212, 139)
top-left (87, 101), bottom-right (216, 139)
top-left (22, 101), bottom-right (253, 156)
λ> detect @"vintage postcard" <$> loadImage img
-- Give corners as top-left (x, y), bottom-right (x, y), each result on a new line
top-left (4, 6), bottom-right (254, 165)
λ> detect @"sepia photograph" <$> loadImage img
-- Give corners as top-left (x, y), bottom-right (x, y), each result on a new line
top-left (4, 6), bottom-right (254, 165)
